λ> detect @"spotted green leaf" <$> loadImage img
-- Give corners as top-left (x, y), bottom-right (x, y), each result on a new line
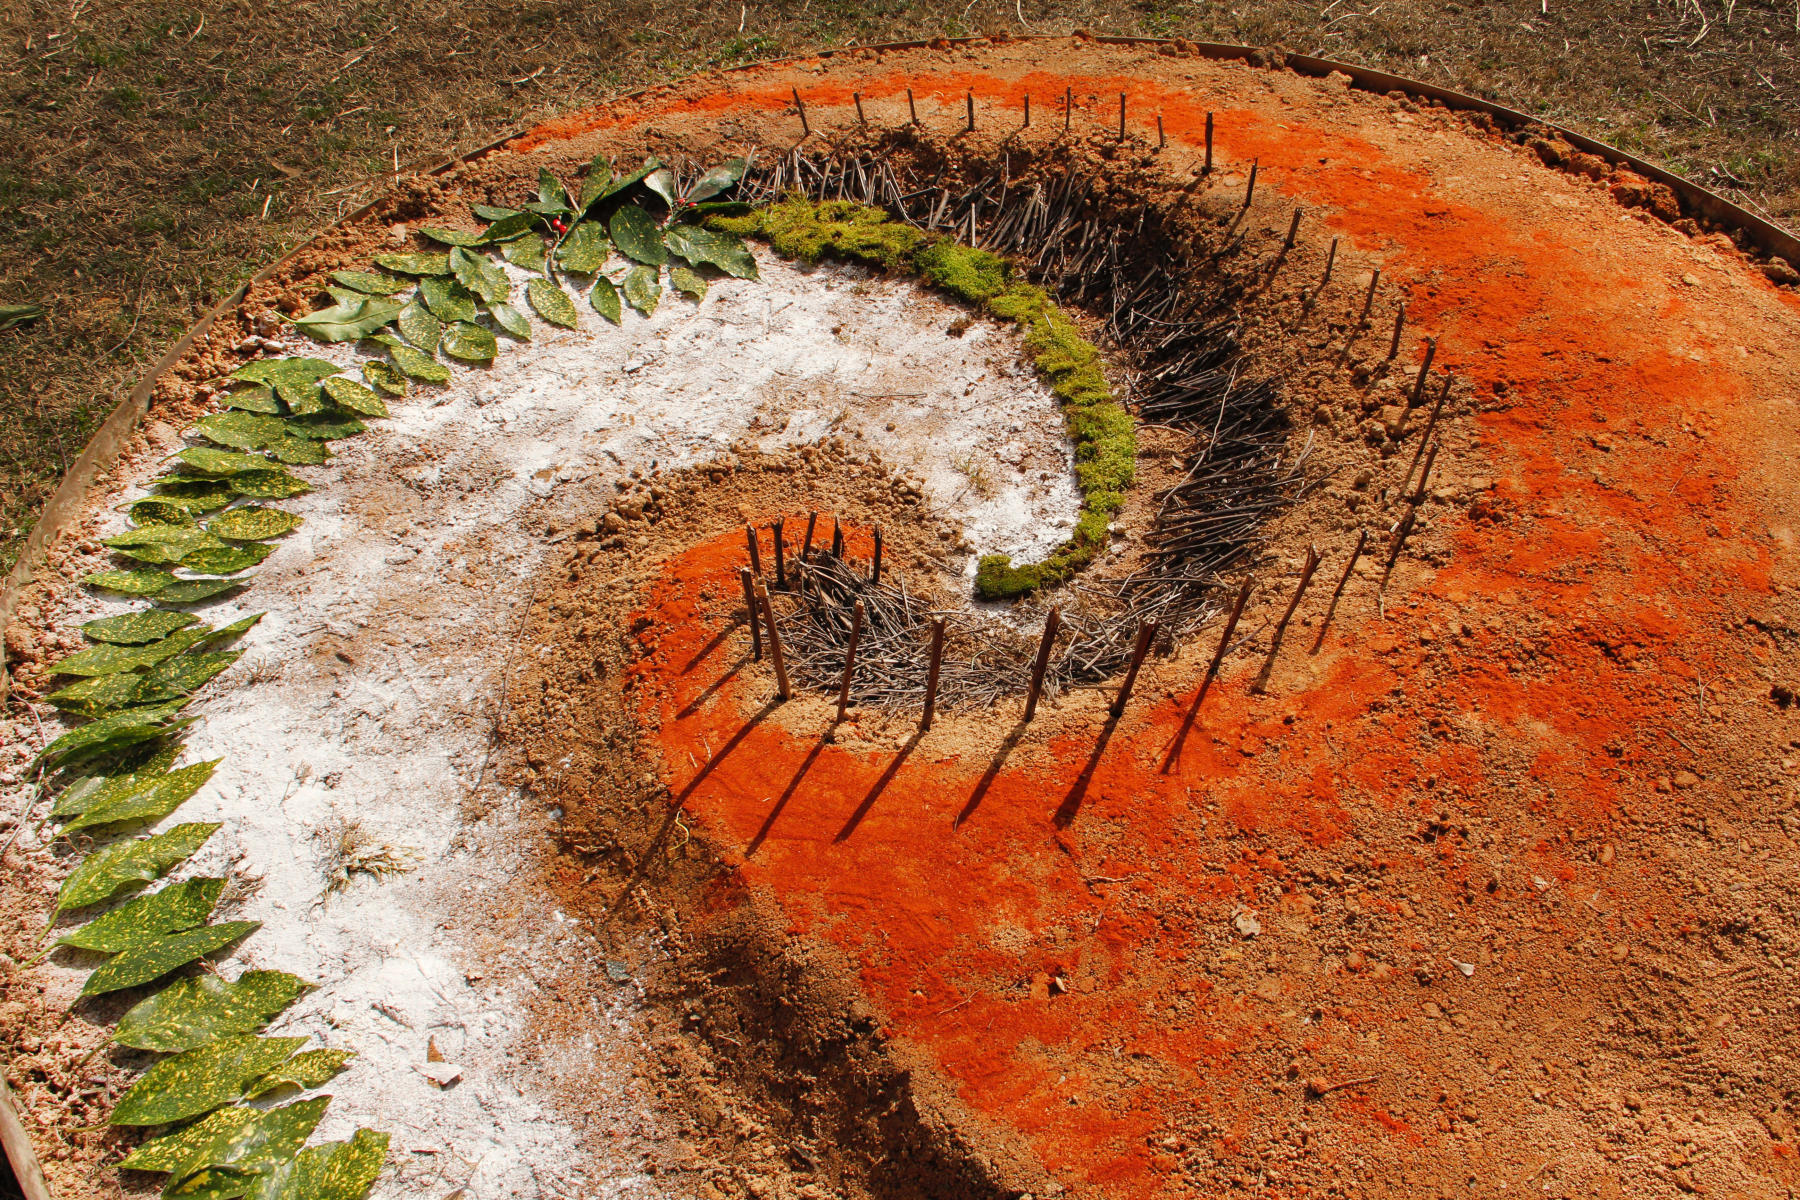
top-left (418, 225), bottom-right (483, 246)
top-left (284, 412), bottom-right (365, 440)
top-left (193, 412), bottom-right (287, 452)
top-left (38, 705), bottom-right (195, 772)
top-left (119, 1097), bottom-right (327, 1186)
top-left (501, 235), bottom-right (547, 273)
top-left (488, 302), bottom-right (531, 340)
top-left (54, 819), bottom-right (216, 913)
top-left (106, 527), bottom-right (226, 565)
top-left (193, 614), bottom-right (263, 650)
top-left (51, 637), bottom-right (172, 677)
top-left (82, 611), bottom-right (198, 646)
top-left (151, 480), bottom-right (238, 514)
top-left (526, 278), bottom-right (578, 328)
top-left (417, 276), bottom-right (476, 325)
top-left (329, 270), bottom-right (408, 296)
top-left (229, 359), bottom-right (339, 411)
top-left (110, 1034), bottom-right (306, 1126)
top-left (85, 569), bottom-right (177, 596)
top-left (372, 251), bottom-right (450, 276)
top-left (45, 673), bottom-right (144, 717)
top-left (687, 157), bottom-right (747, 203)
top-left (61, 758), bottom-right (218, 835)
top-left (262, 436), bottom-right (329, 466)
top-left (442, 321), bottom-right (496, 363)
top-left (361, 360), bottom-right (406, 396)
top-left (555, 221), bottom-right (610, 273)
top-left (82, 920), bottom-right (259, 997)
top-left (222, 383), bottom-right (281, 415)
top-left (589, 276), bottom-right (621, 324)
top-left (593, 157), bottom-right (658, 208)
top-left (181, 541), bottom-right (272, 573)
top-left (56, 878), bottom-right (223, 952)
top-left (174, 448), bottom-right (272, 477)
top-left (135, 651), bottom-right (243, 703)
top-left (259, 1128), bottom-right (388, 1200)
top-left (609, 203), bottom-right (667, 265)
top-left (394, 301), bottom-right (440, 355)
top-left (384, 342), bottom-right (448, 383)
top-left (472, 203), bottom-right (522, 221)
top-left (125, 498), bottom-right (196, 527)
top-left (207, 507), bottom-right (300, 541)
top-left (644, 166), bottom-right (678, 209)
top-left (116, 971), bottom-right (310, 1053)
top-left (291, 296), bottom-right (403, 343)
top-left (449, 246), bottom-right (509, 305)
top-left (228, 470), bottom-right (310, 500)
top-left (577, 154), bottom-right (613, 211)
top-left (318, 376), bottom-right (387, 419)
top-left (477, 210), bottom-right (536, 244)
top-left (249, 1049), bottom-right (354, 1095)
top-left (52, 746), bottom-right (182, 817)
top-left (669, 263), bottom-right (707, 301)
top-left (664, 225), bottom-right (757, 280)
top-left (156, 578), bottom-right (249, 604)
top-left (622, 263), bottom-right (661, 315)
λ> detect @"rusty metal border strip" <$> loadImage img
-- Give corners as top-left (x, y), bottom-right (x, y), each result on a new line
top-left (2, 32), bottom-right (1794, 1192)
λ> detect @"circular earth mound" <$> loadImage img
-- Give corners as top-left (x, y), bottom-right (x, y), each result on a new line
top-left (4, 34), bottom-right (1800, 1200)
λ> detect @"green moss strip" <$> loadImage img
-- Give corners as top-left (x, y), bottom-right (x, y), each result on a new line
top-left (713, 198), bottom-right (1136, 599)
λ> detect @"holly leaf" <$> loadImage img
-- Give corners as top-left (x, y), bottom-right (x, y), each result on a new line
top-left (361, 360), bottom-right (407, 396)
top-left (229, 359), bottom-right (339, 411)
top-left (290, 297), bottom-right (402, 343)
top-left (328, 270), bottom-right (408, 296)
top-left (441, 321), bottom-right (496, 363)
top-left (555, 221), bottom-right (609, 274)
top-left (526, 279), bottom-right (578, 328)
top-left (417, 226), bottom-right (483, 247)
top-left (589, 276), bottom-right (621, 324)
top-left (248, 1049), bottom-right (353, 1096)
top-left (55, 877), bottom-right (223, 952)
top-left (62, 758), bottom-right (220, 835)
top-left (320, 376), bottom-right (389, 418)
top-left (81, 611), bottom-right (199, 646)
top-left (109, 1035), bottom-right (306, 1126)
top-left (118, 1097), bottom-right (327, 1186)
top-left (609, 203), bottom-right (668, 265)
top-left (669, 263), bottom-right (707, 301)
top-left (686, 157), bottom-right (747, 203)
top-left (417, 277), bottom-right (476, 324)
top-left (82, 920), bottom-right (260, 997)
top-left (53, 820), bottom-right (217, 913)
top-left (371, 252), bottom-right (450, 276)
top-left (116, 971), bottom-right (310, 1053)
top-left (207, 507), bottom-right (301, 541)
top-left (664, 225), bottom-right (757, 279)
top-left (501, 235), bottom-right (548, 273)
top-left (194, 412), bottom-right (288, 451)
top-left (622, 263), bottom-right (661, 315)
top-left (488, 302), bottom-right (531, 340)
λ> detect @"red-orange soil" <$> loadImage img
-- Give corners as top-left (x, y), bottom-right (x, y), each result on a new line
top-left (504, 39), bottom-right (1800, 1199)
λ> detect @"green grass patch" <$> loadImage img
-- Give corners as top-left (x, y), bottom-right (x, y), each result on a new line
top-left (717, 198), bottom-right (1136, 600)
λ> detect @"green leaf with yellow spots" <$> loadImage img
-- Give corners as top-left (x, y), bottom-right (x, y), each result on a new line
top-left (207, 508), bottom-right (300, 541)
top-left (54, 820), bottom-right (217, 914)
top-left (116, 971), bottom-right (310, 1053)
top-left (526, 278), bottom-right (578, 328)
top-left (320, 376), bottom-right (388, 418)
top-left (62, 758), bottom-right (220, 835)
top-left (248, 1049), bottom-right (354, 1096)
top-left (119, 1097), bottom-right (327, 1186)
top-left (82, 920), bottom-right (260, 997)
top-left (56, 878), bottom-right (223, 952)
top-left (109, 1034), bottom-right (306, 1126)
top-left (81, 610), bottom-right (198, 646)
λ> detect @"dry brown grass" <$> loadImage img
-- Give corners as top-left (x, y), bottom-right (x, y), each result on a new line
top-left (1, 0), bottom-right (1794, 573)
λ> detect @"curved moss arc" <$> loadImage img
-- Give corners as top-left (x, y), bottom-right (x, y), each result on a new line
top-left (709, 197), bottom-right (1136, 601)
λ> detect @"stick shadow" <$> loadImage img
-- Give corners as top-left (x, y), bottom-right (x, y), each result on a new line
top-left (1053, 712), bottom-right (1121, 829)
top-left (676, 651), bottom-right (751, 719)
top-left (834, 731), bottom-right (923, 843)
top-left (746, 728), bottom-right (831, 857)
top-left (955, 719), bottom-right (1028, 827)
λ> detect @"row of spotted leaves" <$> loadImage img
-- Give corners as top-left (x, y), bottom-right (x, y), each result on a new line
top-left (27, 156), bottom-right (762, 1199)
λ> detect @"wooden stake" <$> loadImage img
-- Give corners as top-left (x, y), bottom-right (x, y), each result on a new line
top-left (745, 523), bottom-right (762, 576)
top-left (1255, 546), bottom-right (1322, 691)
top-left (1387, 302), bottom-right (1407, 359)
top-left (1244, 159), bottom-right (1259, 209)
top-left (1410, 441), bottom-right (1441, 504)
top-left (1204, 111), bottom-right (1214, 173)
top-left (966, 91), bottom-right (976, 132)
top-left (1311, 531), bottom-right (1367, 653)
top-left (1157, 113), bottom-right (1165, 149)
top-left (921, 618), bottom-right (946, 732)
top-left (907, 87), bottom-right (919, 126)
top-left (1117, 92), bottom-right (1127, 140)
top-left (1322, 236), bottom-right (1339, 286)
top-left (1023, 92), bottom-right (1031, 126)
top-left (830, 518), bottom-right (844, 558)
top-left (1064, 87), bottom-right (1072, 132)
top-left (1399, 376), bottom-right (1451, 495)
top-left (1359, 268), bottom-right (1382, 325)
top-left (1022, 606), bottom-right (1061, 722)
top-left (1202, 580), bottom-right (1254, 687)
top-left (854, 92), bottom-right (866, 126)
top-left (739, 567), bottom-right (763, 661)
top-left (1110, 621), bottom-right (1158, 718)
top-left (836, 600), bottom-right (864, 722)
top-left (792, 88), bottom-right (809, 136)
top-left (802, 511), bottom-right (818, 559)
top-left (755, 579), bottom-right (790, 700)
top-left (1410, 337), bottom-right (1438, 407)
top-left (771, 517), bottom-right (786, 589)
top-left (871, 526), bottom-right (884, 584)
top-left (1282, 208), bottom-right (1302, 251)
